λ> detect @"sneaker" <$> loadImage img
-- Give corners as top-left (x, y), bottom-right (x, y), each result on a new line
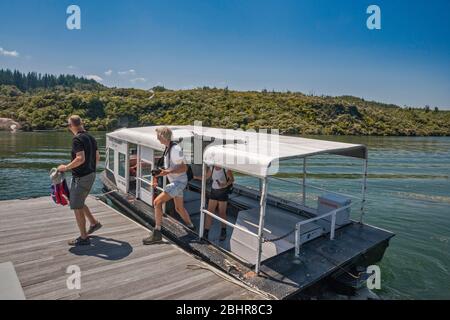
top-left (68, 237), bottom-right (90, 246)
top-left (219, 228), bottom-right (227, 241)
top-left (142, 229), bottom-right (163, 245)
top-left (87, 222), bottom-right (102, 235)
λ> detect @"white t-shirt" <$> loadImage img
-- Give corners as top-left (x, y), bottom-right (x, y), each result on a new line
top-left (164, 144), bottom-right (187, 183)
top-left (211, 167), bottom-right (227, 190)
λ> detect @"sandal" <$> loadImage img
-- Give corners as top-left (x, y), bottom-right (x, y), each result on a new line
top-left (68, 237), bottom-right (90, 246)
top-left (87, 222), bottom-right (102, 235)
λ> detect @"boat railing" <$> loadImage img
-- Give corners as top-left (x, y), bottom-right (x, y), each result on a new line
top-left (294, 204), bottom-right (352, 257)
top-left (269, 175), bottom-right (362, 201)
top-left (135, 176), bottom-right (165, 193)
top-left (304, 183), bottom-right (362, 201)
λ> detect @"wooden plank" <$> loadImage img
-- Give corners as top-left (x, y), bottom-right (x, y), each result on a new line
top-left (0, 196), bottom-right (262, 300)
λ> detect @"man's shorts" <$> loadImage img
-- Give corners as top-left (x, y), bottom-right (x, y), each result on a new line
top-left (70, 172), bottom-right (96, 210)
top-left (164, 180), bottom-right (187, 198)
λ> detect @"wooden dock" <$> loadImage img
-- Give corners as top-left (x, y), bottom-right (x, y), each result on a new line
top-left (0, 196), bottom-right (263, 300)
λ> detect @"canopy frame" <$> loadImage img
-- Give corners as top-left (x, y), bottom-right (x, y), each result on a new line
top-left (200, 152), bottom-right (369, 275)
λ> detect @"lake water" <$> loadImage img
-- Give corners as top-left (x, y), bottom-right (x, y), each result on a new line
top-left (0, 131), bottom-right (449, 299)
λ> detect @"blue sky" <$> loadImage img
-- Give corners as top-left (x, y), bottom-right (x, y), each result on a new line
top-left (0, 0), bottom-right (449, 108)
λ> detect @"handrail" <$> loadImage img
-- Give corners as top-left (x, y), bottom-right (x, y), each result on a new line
top-left (294, 204), bottom-right (352, 257)
top-left (201, 209), bottom-right (259, 238)
top-left (304, 184), bottom-right (361, 201)
top-left (135, 176), bottom-right (165, 193)
top-left (135, 176), bottom-right (150, 183)
top-left (269, 176), bottom-right (362, 201)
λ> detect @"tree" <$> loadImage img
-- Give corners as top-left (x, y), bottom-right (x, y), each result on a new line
top-left (151, 85), bottom-right (167, 92)
top-left (0, 69), bottom-right (103, 91)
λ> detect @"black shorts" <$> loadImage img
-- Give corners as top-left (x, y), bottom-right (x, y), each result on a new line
top-left (209, 188), bottom-right (229, 202)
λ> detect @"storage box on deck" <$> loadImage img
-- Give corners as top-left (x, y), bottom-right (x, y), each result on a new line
top-left (317, 193), bottom-right (351, 229)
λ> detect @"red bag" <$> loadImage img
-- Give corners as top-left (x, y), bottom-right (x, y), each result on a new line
top-left (50, 168), bottom-right (70, 206)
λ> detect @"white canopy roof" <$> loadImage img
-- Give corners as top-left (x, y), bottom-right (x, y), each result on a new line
top-left (107, 126), bottom-right (194, 152)
top-left (107, 125), bottom-right (367, 177)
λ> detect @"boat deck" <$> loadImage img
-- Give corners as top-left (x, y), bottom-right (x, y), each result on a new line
top-left (104, 175), bottom-right (394, 300)
top-left (0, 196), bottom-right (263, 300)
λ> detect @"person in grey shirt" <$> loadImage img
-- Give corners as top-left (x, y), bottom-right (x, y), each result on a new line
top-left (143, 127), bottom-right (195, 245)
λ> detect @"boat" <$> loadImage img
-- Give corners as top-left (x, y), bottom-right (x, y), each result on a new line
top-left (100, 125), bottom-right (394, 299)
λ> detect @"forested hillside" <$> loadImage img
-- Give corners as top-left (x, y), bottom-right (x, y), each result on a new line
top-left (0, 70), bottom-right (449, 135)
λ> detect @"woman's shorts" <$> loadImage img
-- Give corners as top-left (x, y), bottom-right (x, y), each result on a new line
top-left (164, 180), bottom-right (187, 198)
top-left (70, 172), bottom-right (96, 210)
top-left (209, 188), bottom-right (229, 202)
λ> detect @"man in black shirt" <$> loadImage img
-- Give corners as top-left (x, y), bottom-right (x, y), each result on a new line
top-left (57, 115), bottom-right (102, 246)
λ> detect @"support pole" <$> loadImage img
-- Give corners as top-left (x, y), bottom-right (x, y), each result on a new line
top-left (255, 177), bottom-right (268, 275)
top-left (136, 146), bottom-right (141, 198)
top-left (302, 157), bottom-right (306, 206)
top-left (330, 213), bottom-right (336, 240)
top-left (199, 163), bottom-right (207, 239)
top-left (359, 158), bottom-right (368, 224)
top-left (295, 224), bottom-right (301, 257)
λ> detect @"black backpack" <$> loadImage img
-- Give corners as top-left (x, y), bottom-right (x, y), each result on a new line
top-left (163, 142), bottom-right (193, 181)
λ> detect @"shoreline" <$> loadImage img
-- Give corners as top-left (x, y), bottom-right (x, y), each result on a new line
top-left (1, 129), bottom-right (450, 137)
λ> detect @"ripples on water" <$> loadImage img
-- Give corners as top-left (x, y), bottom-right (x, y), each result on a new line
top-left (0, 132), bottom-right (449, 299)
top-left (0, 132), bottom-right (106, 199)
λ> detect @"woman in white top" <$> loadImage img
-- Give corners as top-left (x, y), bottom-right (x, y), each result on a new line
top-left (142, 127), bottom-right (195, 245)
top-left (202, 166), bottom-right (234, 241)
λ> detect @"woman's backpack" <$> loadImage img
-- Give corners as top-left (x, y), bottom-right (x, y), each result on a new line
top-left (222, 168), bottom-right (234, 194)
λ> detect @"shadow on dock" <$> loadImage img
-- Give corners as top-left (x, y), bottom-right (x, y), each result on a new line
top-left (69, 236), bottom-right (133, 261)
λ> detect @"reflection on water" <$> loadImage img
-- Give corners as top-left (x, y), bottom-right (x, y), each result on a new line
top-left (0, 131), bottom-right (449, 299)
